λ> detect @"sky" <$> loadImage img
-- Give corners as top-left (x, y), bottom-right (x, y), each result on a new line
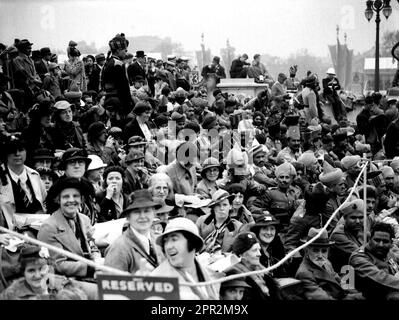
top-left (2, 0), bottom-right (399, 59)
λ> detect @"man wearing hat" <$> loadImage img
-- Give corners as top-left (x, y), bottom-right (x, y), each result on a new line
top-left (37, 177), bottom-right (101, 280)
top-left (230, 54), bottom-right (250, 79)
top-left (35, 47), bottom-right (52, 81)
top-left (151, 217), bottom-right (219, 300)
top-left (104, 189), bottom-right (161, 274)
top-left (1, 138), bottom-right (47, 214)
top-left (319, 161), bottom-right (347, 234)
top-left (341, 155), bottom-right (361, 188)
top-left (248, 162), bottom-right (300, 231)
top-left (12, 39), bottom-right (41, 92)
top-left (247, 144), bottom-right (277, 187)
top-left (295, 227), bottom-right (361, 300)
top-left (201, 56), bottom-right (226, 84)
top-left (322, 68), bottom-right (345, 122)
top-left (42, 62), bottom-right (62, 99)
top-left (102, 33), bottom-right (133, 115)
top-left (330, 199), bottom-right (365, 272)
top-left (127, 51), bottom-right (147, 86)
top-left (277, 125), bottom-right (302, 163)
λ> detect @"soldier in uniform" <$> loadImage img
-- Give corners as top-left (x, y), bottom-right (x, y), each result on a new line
top-left (247, 162), bottom-right (301, 232)
top-left (349, 222), bottom-right (399, 300)
top-left (277, 126), bottom-right (302, 163)
top-left (101, 33), bottom-right (133, 116)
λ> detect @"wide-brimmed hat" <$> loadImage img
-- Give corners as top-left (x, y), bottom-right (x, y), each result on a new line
top-left (208, 189), bottom-right (235, 207)
top-left (32, 148), bottom-right (55, 161)
top-left (221, 277), bottom-right (251, 289)
top-left (59, 148), bottom-right (91, 170)
top-left (122, 190), bottom-right (162, 216)
top-left (87, 155), bottom-right (107, 171)
top-left (250, 213), bottom-right (280, 234)
top-left (126, 136), bottom-right (147, 148)
top-left (124, 150), bottom-right (145, 164)
top-left (156, 217), bottom-right (203, 252)
top-left (300, 227), bottom-right (334, 246)
top-left (50, 177), bottom-right (90, 197)
top-left (200, 157), bottom-right (221, 178)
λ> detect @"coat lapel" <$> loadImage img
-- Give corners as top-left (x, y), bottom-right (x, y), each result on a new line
top-left (125, 228), bottom-right (158, 268)
top-left (53, 211), bottom-right (84, 255)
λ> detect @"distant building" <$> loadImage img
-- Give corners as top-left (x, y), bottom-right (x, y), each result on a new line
top-left (364, 57), bottom-right (397, 94)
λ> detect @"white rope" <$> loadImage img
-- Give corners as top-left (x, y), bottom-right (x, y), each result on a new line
top-left (0, 226), bottom-right (130, 276)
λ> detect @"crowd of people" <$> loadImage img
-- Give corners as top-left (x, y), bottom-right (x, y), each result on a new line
top-left (1, 33), bottom-right (399, 301)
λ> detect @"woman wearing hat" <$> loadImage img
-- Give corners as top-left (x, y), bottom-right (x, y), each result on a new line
top-left (0, 245), bottom-right (87, 300)
top-left (197, 157), bottom-right (221, 200)
top-left (225, 183), bottom-right (254, 225)
top-left (64, 46), bottom-right (86, 92)
top-left (85, 154), bottom-right (107, 194)
top-left (250, 213), bottom-right (287, 277)
top-left (96, 166), bottom-right (130, 223)
top-left (227, 231), bottom-right (281, 300)
top-left (52, 100), bottom-right (86, 150)
top-left (219, 269), bottom-right (251, 300)
top-left (21, 100), bottom-right (56, 160)
top-left (151, 217), bottom-right (219, 300)
top-left (196, 189), bottom-right (242, 253)
top-left (104, 189), bottom-right (162, 274)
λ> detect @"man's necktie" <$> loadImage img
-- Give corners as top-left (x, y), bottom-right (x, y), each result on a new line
top-left (68, 218), bottom-right (77, 235)
top-left (149, 240), bottom-right (158, 264)
top-left (17, 179), bottom-right (31, 208)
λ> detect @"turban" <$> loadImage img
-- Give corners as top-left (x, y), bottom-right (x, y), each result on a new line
top-left (275, 162), bottom-right (296, 178)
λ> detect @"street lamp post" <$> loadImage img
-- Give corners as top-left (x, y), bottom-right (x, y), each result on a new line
top-left (365, 0), bottom-right (392, 92)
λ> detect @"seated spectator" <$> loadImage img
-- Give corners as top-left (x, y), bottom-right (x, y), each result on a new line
top-left (196, 189), bottom-right (242, 253)
top-left (349, 222), bottom-right (399, 300)
top-left (219, 272), bottom-right (251, 300)
top-left (0, 139), bottom-right (47, 214)
top-left (250, 213), bottom-right (287, 277)
top-left (85, 155), bottom-right (107, 194)
top-left (227, 231), bottom-right (281, 300)
top-left (151, 217), bottom-right (219, 300)
top-left (0, 245), bottom-right (87, 300)
top-left (330, 199), bottom-right (365, 272)
top-left (96, 166), bottom-right (129, 222)
top-left (197, 157), bottom-right (221, 199)
top-left (104, 189), bottom-right (161, 273)
top-left (86, 122), bottom-right (119, 166)
top-left (124, 150), bottom-right (150, 194)
top-left (37, 178), bottom-right (102, 285)
top-left (295, 228), bottom-right (363, 300)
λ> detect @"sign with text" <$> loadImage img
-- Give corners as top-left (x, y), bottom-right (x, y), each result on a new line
top-left (97, 274), bottom-right (180, 300)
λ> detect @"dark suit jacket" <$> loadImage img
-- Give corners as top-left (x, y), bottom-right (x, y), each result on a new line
top-left (34, 60), bottom-right (49, 81)
top-left (296, 256), bottom-right (346, 300)
top-left (37, 210), bottom-right (100, 278)
top-left (322, 77), bottom-right (341, 96)
top-left (384, 119), bottom-right (399, 159)
top-left (96, 191), bottom-right (130, 222)
top-left (127, 61), bottom-right (146, 85)
top-left (123, 117), bottom-right (156, 143)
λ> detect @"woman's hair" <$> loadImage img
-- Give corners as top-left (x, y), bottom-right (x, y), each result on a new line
top-left (102, 166), bottom-right (125, 188)
top-left (148, 173), bottom-right (174, 199)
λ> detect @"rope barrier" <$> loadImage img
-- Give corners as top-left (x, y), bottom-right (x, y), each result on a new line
top-left (0, 226), bottom-right (130, 276)
top-left (0, 160), bottom-right (382, 289)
